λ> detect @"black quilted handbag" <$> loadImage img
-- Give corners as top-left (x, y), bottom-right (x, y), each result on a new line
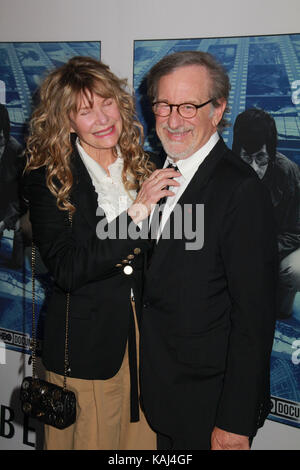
top-left (20, 376), bottom-right (76, 429)
top-left (20, 237), bottom-right (76, 429)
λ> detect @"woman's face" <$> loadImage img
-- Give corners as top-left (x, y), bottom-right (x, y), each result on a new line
top-left (69, 91), bottom-right (123, 159)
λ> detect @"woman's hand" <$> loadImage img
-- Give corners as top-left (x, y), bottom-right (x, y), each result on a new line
top-left (128, 167), bottom-right (180, 224)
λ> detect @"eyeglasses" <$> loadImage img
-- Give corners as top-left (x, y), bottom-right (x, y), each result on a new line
top-left (152, 99), bottom-right (214, 118)
top-left (240, 149), bottom-right (270, 167)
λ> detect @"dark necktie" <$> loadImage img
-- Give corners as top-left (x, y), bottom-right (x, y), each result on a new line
top-left (147, 162), bottom-right (179, 266)
top-left (157, 162), bottom-right (179, 222)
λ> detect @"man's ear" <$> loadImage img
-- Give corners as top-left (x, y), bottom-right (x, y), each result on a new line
top-left (212, 98), bottom-right (227, 127)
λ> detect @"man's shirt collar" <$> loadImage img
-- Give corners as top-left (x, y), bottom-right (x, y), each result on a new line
top-left (165, 132), bottom-right (219, 180)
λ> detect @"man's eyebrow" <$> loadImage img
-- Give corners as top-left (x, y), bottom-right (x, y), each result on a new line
top-left (155, 100), bottom-right (201, 108)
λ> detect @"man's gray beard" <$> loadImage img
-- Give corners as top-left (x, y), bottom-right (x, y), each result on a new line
top-left (160, 140), bottom-right (195, 161)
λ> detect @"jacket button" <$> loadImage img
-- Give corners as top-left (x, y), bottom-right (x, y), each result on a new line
top-left (123, 265), bottom-right (133, 275)
top-left (143, 301), bottom-right (150, 308)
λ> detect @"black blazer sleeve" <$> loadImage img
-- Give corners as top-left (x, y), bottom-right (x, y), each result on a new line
top-left (24, 167), bottom-right (151, 293)
top-left (216, 177), bottom-right (278, 436)
top-left (147, 150), bottom-right (165, 170)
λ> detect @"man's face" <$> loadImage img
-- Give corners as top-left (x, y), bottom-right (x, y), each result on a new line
top-left (154, 65), bottom-right (226, 160)
top-left (240, 144), bottom-right (270, 179)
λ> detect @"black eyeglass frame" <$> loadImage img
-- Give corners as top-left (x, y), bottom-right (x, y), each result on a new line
top-left (152, 99), bottom-right (214, 118)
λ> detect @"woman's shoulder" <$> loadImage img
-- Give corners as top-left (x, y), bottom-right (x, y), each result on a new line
top-left (23, 165), bottom-right (47, 186)
top-left (25, 164), bottom-right (46, 176)
top-left (22, 165), bottom-right (48, 203)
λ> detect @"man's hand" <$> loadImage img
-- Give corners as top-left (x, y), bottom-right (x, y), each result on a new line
top-left (128, 168), bottom-right (180, 224)
top-left (211, 426), bottom-right (250, 450)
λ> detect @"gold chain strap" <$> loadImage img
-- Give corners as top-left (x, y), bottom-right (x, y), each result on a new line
top-left (63, 212), bottom-right (72, 391)
top-left (31, 242), bottom-right (37, 379)
top-left (63, 293), bottom-right (71, 391)
top-left (31, 212), bottom-right (73, 392)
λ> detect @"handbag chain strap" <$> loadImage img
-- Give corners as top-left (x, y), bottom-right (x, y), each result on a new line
top-left (31, 242), bottom-right (37, 380)
top-left (30, 212), bottom-right (72, 392)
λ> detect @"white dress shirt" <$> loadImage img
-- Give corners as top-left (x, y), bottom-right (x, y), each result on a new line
top-left (156, 132), bottom-right (219, 240)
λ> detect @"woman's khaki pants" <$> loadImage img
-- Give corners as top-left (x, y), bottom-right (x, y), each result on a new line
top-left (44, 301), bottom-right (156, 450)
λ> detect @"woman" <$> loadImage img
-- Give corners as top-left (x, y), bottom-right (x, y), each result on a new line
top-left (24, 56), bottom-right (177, 450)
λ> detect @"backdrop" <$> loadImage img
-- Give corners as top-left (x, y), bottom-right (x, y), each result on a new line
top-left (0, 0), bottom-right (299, 448)
top-left (0, 41), bottom-right (100, 450)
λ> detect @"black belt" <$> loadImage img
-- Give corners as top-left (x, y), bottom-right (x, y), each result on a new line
top-left (127, 299), bottom-right (139, 422)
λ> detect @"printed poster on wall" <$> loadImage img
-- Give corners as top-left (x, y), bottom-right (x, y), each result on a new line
top-left (0, 41), bottom-right (101, 355)
top-left (133, 34), bottom-right (300, 429)
top-left (0, 41), bottom-right (100, 449)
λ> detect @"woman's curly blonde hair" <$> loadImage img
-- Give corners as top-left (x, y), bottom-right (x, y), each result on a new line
top-left (26, 56), bottom-right (154, 213)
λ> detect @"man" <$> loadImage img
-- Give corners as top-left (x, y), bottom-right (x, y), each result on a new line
top-left (136, 51), bottom-right (278, 450)
top-left (232, 108), bottom-right (300, 319)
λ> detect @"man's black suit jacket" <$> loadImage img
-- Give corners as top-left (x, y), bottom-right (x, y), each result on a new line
top-left (140, 138), bottom-right (278, 449)
top-left (24, 143), bottom-right (154, 380)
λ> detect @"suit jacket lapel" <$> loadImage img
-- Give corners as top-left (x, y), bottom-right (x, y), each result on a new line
top-left (175, 137), bottom-right (228, 206)
top-left (70, 141), bottom-right (100, 230)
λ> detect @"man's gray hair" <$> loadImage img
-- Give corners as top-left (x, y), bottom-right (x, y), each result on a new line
top-left (147, 50), bottom-right (231, 131)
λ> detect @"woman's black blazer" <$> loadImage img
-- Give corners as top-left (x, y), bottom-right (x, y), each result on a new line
top-left (23, 144), bottom-right (153, 380)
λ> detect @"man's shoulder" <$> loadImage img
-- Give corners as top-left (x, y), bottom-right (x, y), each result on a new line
top-left (215, 142), bottom-right (258, 183)
top-left (214, 147), bottom-right (272, 210)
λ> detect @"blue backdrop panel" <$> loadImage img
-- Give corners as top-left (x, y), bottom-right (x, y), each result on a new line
top-left (0, 41), bottom-right (101, 354)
